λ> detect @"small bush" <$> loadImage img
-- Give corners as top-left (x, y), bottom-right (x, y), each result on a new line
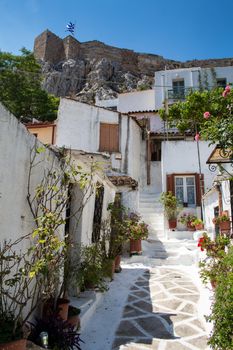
top-left (207, 246), bottom-right (233, 349)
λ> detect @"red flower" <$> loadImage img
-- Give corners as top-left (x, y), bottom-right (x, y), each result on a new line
top-left (195, 133), bottom-right (200, 141)
top-left (197, 237), bottom-right (204, 251)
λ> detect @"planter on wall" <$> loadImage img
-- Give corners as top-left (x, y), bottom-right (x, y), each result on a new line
top-left (0, 339), bottom-right (27, 350)
top-left (130, 239), bottom-right (142, 256)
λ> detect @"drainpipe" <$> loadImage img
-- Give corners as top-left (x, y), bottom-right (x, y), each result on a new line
top-left (147, 129), bottom-right (151, 185)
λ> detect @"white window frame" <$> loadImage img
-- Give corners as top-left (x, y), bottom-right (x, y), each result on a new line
top-left (175, 175), bottom-right (196, 207)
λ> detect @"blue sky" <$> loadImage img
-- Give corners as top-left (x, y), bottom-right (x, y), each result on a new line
top-left (0, 0), bottom-right (232, 61)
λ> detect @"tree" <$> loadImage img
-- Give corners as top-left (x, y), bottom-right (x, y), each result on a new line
top-left (0, 48), bottom-right (59, 121)
top-left (160, 87), bottom-right (233, 150)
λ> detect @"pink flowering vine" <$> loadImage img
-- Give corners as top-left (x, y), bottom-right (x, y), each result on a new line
top-left (203, 111), bottom-right (210, 119)
top-left (222, 85), bottom-right (231, 97)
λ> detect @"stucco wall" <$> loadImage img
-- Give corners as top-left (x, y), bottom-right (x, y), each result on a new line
top-left (56, 98), bottom-right (141, 181)
top-left (161, 140), bottom-right (216, 194)
top-left (203, 189), bottom-right (219, 239)
top-left (70, 175), bottom-right (116, 247)
top-left (0, 104), bottom-right (62, 248)
top-left (118, 90), bottom-right (155, 113)
top-left (27, 125), bottom-right (55, 144)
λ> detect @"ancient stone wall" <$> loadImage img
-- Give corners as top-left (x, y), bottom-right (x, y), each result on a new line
top-left (34, 30), bottom-right (65, 63)
top-left (63, 36), bottom-right (82, 60)
top-left (34, 29), bottom-right (233, 74)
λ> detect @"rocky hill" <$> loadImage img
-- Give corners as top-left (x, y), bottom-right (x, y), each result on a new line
top-left (34, 30), bottom-right (233, 103)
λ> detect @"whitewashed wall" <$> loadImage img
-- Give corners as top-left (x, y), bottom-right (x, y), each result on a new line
top-left (56, 98), bottom-right (141, 182)
top-left (0, 103), bottom-right (62, 247)
top-left (221, 179), bottom-right (232, 215)
top-left (70, 176), bottom-right (116, 247)
top-left (161, 140), bottom-right (216, 193)
top-left (118, 90), bottom-right (155, 113)
top-left (139, 140), bottom-right (162, 194)
top-left (203, 189), bottom-right (219, 239)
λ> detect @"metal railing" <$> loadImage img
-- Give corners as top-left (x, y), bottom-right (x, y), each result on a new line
top-left (167, 87), bottom-right (199, 101)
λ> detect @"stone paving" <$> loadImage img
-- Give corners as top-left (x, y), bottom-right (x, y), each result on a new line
top-left (112, 267), bottom-right (208, 350)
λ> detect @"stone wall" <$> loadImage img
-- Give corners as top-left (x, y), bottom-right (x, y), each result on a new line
top-left (34, 29), bottom-right (233, 77)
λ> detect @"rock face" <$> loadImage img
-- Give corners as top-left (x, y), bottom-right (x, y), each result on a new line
top-left (34, 29), bottom-right (233, 102)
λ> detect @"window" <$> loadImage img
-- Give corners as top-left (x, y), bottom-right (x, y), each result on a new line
top-left (99, 123), bottom-right (119, 152)
top-left (172, 79), bottom-right (185, 99)
top-left (167, 173), bottom-right (204, 207)
top-left (175, 176), bottom-right (196, 206)
top-left (216, 78), bottom-right (226, 88)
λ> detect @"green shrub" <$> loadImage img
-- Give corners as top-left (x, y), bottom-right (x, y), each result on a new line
top-left (207, 246), bottom-right (233, 349)
top-left (77, 244), bottom-right (107, 292)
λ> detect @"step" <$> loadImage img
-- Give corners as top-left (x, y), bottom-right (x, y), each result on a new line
top-left (141, 213), bottom-right (164, 218)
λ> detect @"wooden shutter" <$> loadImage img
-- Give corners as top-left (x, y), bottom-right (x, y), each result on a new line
top-left (99, 123), bottom-right (119, 152)
top-left (166, 174), bottom-right (175, 195)
top-left (195, 173), bottom-right (204, 206)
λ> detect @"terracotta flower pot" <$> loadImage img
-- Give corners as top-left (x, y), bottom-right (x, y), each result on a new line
top-left (219, 221), bottom-right (231, 232)
top-left (43, 297), bottom-right (70, 321)
top-left (130, 239), bottom-right (142, 256)
top-left (114, 255), bottom-right (122, 273)
top-left (187, 222), bottom-right (196, 231)
top-left (168, 219), bottom-right (177, 229)
top-left (57, 298), bottom-right (70, 321)
top-left (0, 339), bottom-right (27, 350)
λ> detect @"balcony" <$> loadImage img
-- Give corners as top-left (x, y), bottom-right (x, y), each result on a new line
top-left (167, 87), bottom-right (199, 101)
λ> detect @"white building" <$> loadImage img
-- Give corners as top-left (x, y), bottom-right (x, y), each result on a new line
top-left (155, 66), bottom-right (233, 110)
top-left (56, 98), bottom-right (143, 241)
top-left (203, 148), bottom-right (233, 238)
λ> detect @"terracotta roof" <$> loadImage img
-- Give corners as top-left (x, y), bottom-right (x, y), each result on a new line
top-left (26, 122), bottom-right (56, 128)
top-left (108, 175), bottom-right (138, 189)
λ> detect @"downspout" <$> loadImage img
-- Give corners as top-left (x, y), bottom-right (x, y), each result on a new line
top-left (146, 120), bottom-right (151, 185)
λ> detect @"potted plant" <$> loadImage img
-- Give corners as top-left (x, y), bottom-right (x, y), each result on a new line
top-left (107, 202), bottom-right (129, 273)
top-left (0, 314), bottom-right (27, 350)
top-left (160, 192), bottom-right (180, 229)
top-left (191, 218), bottom-right (204, 230)
top-left (28, 314), bottom-right (83, 349)
top-left (179, 212), bottom-right (197, 231)
top-left (0, 241), bottom-right (36, 350)
top-left (197, 233), bottom-right (230, 288)
top-left (77, 244), bottom-right (107, 292)
top-left (125, 212), bottom-right (149, 255)
top-left (212, 213), bottom-right (231, 232)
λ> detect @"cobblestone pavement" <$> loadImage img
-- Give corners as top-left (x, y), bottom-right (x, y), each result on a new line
top-left (112, 268), bottom-right (208, 350)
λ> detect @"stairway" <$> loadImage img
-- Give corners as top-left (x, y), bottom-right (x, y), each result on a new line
top-left (139, 192), bottom-right (165, 241)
